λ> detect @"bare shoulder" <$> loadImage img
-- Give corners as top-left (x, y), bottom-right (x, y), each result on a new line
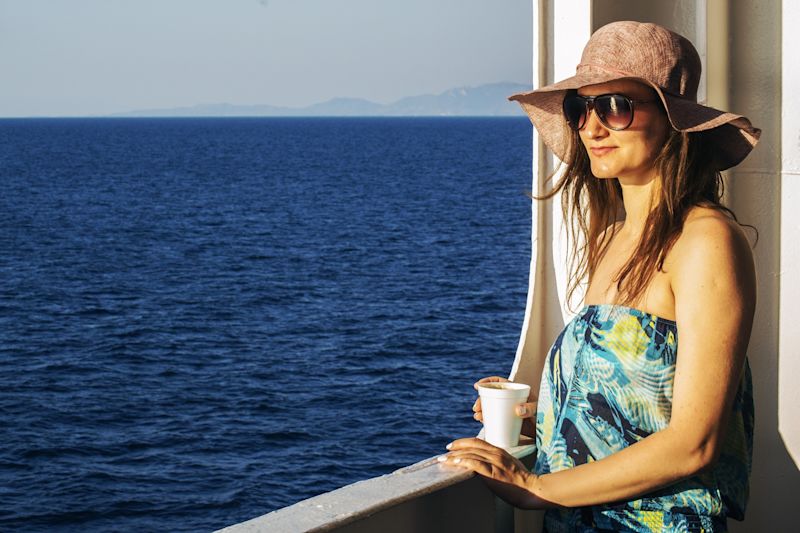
top-left (669, 206), bottom-right (756, 309)
top-left (672, 206), bottom-right (753, 263)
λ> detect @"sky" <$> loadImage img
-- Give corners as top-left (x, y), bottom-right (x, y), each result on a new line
top-left (0, 0), bottom-right (532, 117)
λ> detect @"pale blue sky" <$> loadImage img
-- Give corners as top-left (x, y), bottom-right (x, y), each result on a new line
top-left (0, 0), bottom-right (532, 117)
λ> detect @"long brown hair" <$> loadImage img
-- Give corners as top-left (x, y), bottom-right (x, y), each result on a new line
top-left (533, 120), bottom-right (756, 311)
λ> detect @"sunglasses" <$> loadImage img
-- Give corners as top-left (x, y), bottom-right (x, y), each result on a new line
top-left (562, 93), bottom-right (657, 131)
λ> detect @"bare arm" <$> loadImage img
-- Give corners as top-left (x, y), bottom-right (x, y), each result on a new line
top-left (443, 216), bottom-right (756, 508)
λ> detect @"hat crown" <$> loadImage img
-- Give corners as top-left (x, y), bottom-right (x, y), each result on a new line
top-left (507, 20), bottom-right (760, 171)
top-left (578, 21), bottom-right (702, 100)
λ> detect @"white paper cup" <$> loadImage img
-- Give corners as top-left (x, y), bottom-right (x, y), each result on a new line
top-left (477, 382), bottom-right (531, 449)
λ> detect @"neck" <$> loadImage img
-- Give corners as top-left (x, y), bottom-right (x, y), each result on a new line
top-left (618, 175), bottom-right (659, 238)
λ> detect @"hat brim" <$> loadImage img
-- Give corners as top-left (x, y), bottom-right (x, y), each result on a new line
top-left (508, 72), bottom-right (761, 171)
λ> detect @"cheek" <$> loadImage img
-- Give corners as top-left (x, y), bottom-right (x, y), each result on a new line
top-left (578, 131), bottom-right (592, 149)
top-left (641, 115), bottom-right (672, 154)
top-left (645, 129), bottom-right (670, 159)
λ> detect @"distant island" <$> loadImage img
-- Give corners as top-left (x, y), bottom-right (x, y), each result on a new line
top-left (111, 82), bottom-right (532, 118)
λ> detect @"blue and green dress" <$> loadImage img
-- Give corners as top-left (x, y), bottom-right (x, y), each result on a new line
top-left (535, 304), bottom-right (753, 533)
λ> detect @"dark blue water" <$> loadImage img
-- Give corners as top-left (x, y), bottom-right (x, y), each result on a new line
top-left (0, 117), bottom-right (532, 532)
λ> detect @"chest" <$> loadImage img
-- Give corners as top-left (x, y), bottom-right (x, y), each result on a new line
top-left (584, 235), bottom-right (676, 321)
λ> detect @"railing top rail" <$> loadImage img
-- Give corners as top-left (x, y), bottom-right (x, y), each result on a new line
top-left (217, 442), bottom-right (535, 533)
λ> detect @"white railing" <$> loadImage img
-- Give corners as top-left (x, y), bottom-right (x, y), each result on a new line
top-left (216, 441), bottom-right (542, 533)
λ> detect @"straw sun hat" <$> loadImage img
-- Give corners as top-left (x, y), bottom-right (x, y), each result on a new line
top-left (509, 20), bottom-right (760, 171)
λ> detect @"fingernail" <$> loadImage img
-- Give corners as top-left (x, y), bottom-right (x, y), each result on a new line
top-left (446, 443), bottom-right (453, 450)
top-left (516, 406), bottom-right (527, 416)
top-left (453, 458), bottom-right (461, 464)
top-left (437, 455), bottom-right (447, 462)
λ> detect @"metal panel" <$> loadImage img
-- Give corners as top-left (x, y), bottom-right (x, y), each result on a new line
top-left (335, 477), bottom-right (495, 533)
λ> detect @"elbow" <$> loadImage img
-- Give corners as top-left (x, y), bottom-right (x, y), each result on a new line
top-left (687, 449), bottom-right (718, 477)
top-left (681, 439), bottom-right (721, 476)
top-left (666, 426), bottom-right (722, 476)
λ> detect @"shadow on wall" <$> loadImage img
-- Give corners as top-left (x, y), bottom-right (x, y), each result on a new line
top-left (725, 0), bottom-right (800, 531)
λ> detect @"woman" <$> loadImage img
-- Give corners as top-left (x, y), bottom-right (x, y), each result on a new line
top-left (437, 21), bottom-right (760, 532)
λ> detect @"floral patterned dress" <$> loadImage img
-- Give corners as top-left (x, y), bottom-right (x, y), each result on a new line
top-left (535, 304), bottom-right (753, 533)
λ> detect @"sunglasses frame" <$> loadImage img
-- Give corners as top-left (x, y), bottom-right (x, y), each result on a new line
top-left (563, 92), bottom-right (657, 131)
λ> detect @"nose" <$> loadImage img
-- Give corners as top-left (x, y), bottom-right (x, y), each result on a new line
top-left (582, 108), bottom-right (608, 140)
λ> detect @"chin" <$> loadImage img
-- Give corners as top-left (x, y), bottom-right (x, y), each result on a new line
top-left (590, 163), bottom-right (617, 179)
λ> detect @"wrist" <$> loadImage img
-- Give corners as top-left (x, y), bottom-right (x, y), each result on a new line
top-left (525, 473), bottom-right (557, 510)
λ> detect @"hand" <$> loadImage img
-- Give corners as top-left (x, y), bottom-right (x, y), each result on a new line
top-left (437, 437), bottom-right (553, 509)
top-left (472, 376), bottom-right (537, 438)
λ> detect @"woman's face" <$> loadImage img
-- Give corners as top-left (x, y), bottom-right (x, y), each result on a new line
top-left (575, 79), bottom-right (672, 183)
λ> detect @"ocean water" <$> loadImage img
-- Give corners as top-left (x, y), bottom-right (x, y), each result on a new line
top-left (0, 117), bottom-right (532, 532)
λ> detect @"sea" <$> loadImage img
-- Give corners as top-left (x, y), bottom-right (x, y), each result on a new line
top-left (0, 117), bottom-right (533, 532)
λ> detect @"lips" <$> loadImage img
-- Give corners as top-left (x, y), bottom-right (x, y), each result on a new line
top-left (590, 146), bottom-right (616, 156)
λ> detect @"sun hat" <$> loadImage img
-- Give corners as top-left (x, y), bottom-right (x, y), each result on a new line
top-left (509, 20), bottom-right (760, 171)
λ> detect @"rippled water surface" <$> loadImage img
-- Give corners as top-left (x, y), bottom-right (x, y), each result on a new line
top-left (0, 117), bottom-right (532, 531)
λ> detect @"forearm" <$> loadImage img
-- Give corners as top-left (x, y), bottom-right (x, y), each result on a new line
top-left (530, 427), bottom-right (706, 508)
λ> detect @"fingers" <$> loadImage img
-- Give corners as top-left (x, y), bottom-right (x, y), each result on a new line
top-left (473, 376), bottom-right (509, 391)
top-left (437, 452), bottom-right (498, 477)
top-left (438, 442), bottom-right (501, 468)
top-left (515, 401), bottom-right (538, 418)
top-left (437, 443), bottom-right (520, 483)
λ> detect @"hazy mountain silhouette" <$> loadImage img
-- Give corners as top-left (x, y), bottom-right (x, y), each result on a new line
top-left (111, 82), bottom-right (531, 117)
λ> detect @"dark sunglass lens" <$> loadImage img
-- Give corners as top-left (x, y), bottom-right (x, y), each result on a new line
top-left (563, 96), bottom-right (587, 130)
top-left (596, 95), bottom-right (633, 130)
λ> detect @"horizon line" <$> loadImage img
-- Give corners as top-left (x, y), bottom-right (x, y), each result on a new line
top-left (0, 81), bottom-right (533, 120)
